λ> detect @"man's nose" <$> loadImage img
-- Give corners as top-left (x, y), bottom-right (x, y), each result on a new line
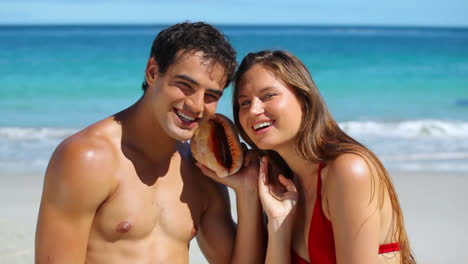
top-left (185, 90), bottom-right (204, 114)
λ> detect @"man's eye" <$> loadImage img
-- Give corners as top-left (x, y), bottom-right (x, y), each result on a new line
top-left (177, 82), bottom-right (191, 90)
top-left (205, 93), bottom-right (220, 103)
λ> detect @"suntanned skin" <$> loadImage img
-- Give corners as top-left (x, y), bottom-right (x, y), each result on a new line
top-left (35, 52), bottom-right (265, 264)
top-left (258, 155), bottom-right (400, 264)
top-left (238, 64), bottom-right (401, 264)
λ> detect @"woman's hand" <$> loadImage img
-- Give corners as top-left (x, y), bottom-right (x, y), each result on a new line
top-left (258, 156), bottom-right (298, 231)
top-left (195, 143), bottom-right (260, 194)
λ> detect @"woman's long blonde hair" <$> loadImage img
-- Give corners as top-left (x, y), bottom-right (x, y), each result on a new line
top-left (233, 50), bottom-right (415, 264)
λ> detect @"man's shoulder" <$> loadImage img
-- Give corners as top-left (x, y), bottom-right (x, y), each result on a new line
top-left (47, 119), bottom-right (122, 188)
top-left (60, 119), bottom-right (119, 161)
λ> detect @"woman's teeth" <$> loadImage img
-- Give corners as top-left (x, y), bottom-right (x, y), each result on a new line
top-left (253, 121), bottom-right (272, 131)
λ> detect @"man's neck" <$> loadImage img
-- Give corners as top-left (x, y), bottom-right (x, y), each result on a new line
top-left (116, 98), bottom-right (179, 164)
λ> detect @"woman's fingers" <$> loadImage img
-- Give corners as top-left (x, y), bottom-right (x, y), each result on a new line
top-left (195, 162), bottom-right (218, 179)
top-left (258, 156), bottom-right (269, 192)
top-left (259, 156), bottom-right (269, 184)
top-left (243, 149), bottom-right (257, 167)
top-left (241, 143), bottom-right (250, 167)
top-left (242, 143), bottom-right (248, 166)
top-left (278, 174), bottom-right (297, 193)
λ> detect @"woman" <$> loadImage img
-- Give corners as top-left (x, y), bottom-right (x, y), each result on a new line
top-left (232, 50), bottom-right (415, 264)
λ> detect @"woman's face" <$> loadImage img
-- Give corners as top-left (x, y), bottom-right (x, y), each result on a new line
top-left (237, 64), bottom-right (303, 152)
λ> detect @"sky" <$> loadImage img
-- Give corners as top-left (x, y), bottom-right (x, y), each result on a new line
top-left (1, 0), bottom-right (468, 27)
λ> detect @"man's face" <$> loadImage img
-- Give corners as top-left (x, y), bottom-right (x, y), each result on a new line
top-left (148, 51), bottom-right (226, 141)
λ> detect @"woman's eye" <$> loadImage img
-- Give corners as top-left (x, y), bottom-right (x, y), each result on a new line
top-left (239, 100), bottom-right (251, 107)
top-left (262, 93), bottom-right (275, 100)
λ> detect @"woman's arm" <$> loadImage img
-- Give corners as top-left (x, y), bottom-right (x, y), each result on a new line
top-left (258, 156), bottom-right (299, 264)
top-left (326, 153), bottom-right (381, 264)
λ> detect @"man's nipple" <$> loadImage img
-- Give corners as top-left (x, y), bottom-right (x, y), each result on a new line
top-left (191, 226), bottom-right (198, 236)
top-left (116, 221), bottom-right (132, 233)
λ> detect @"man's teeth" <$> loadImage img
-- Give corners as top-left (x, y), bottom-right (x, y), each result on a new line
top-left (177, 110), bottom-right (195, 121)
top-left (253, 122), bottom-right (272, 130)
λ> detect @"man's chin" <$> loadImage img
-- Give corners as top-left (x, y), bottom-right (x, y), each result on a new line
top-left (168, 128), bottom-right (195, 142)
top-left (174, 135), bottom-right (193, 142)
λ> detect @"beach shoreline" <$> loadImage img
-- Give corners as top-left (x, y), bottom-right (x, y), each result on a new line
top-left (1, 170), bottom-right (466, 264)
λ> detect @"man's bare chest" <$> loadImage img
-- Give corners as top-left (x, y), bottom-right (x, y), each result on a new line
top-left (90, 168), bottom-right (206, 244)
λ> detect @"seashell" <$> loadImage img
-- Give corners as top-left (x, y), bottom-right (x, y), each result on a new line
top-left (190, 113), bottom-right (244, 177)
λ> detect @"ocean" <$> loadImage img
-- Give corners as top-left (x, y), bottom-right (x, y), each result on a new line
top-left (1, 25), bottom-right (468, 173)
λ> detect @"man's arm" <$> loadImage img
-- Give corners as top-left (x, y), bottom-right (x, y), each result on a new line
top-left (230, 184), bottom-right (266, 263)
top-left (196, 183), bottom-right (236, 262)
top-left (35, 137), bottom-right (117, 264)
top-left (196, 155), bottom-right (266, 264)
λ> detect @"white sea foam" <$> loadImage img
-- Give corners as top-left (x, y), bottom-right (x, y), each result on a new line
top-left (1, 121), bottom-right (467, 173)
top-left (337, 120), bottom-right (468, 172)
top-left (1, 120), bottom-right (466, 142)
top-left (339, 120), bottom-right (468, 137)
top-left (0, 127), bottom-right (77, 173)
top-left (0, 127), bottom-right (76, 141)
top-left (381, 152), bottom-right (468, 161)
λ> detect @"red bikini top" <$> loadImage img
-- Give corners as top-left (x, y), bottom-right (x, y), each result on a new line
top-left (291, 163), bottom-right (400, 264)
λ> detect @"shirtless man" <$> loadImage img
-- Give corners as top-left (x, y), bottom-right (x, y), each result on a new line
top-left (35, 22), bottom-right (265, 264)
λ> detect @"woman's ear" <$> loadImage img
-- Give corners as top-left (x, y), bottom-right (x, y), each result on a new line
top-left (145, 57), bottom-right (159, 86)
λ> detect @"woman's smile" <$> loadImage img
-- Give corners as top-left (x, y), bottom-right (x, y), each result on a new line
top-left (238, 64), bottom-right (303, 151)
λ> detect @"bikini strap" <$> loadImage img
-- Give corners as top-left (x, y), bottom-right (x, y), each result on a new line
top-left (317, 163), bottom-right (325, 197)
top-left (378, 242), bottom-right (401, 254)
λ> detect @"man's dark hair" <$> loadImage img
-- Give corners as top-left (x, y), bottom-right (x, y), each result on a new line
top-left (142, 22), bottom-right (237, 91)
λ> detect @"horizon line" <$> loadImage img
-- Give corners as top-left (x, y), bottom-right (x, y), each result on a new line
top-left (1, 22), bottom-right (468, 30)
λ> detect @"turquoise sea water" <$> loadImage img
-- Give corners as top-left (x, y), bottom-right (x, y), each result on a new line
top-left (1, 25), bottom-right (468, 173)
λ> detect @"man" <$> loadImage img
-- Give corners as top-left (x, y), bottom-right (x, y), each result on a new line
top-left (35, 22), bottom-right (265, 263)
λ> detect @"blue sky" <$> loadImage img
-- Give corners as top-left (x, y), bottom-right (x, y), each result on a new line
top-left (1, 0), bottom-right (467, 27)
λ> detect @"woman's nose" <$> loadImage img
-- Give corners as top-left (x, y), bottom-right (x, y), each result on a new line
top-left (249, 98), bottom-right (264, 115)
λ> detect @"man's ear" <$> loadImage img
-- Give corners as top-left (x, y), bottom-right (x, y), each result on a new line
top-left (145, 57), bottom-right (159, 86)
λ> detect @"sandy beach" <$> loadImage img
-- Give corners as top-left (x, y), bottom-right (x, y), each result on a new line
top-left (0, 170), bottom-right (466, 264)
top-left (2, 24), bottom-right (468, 263)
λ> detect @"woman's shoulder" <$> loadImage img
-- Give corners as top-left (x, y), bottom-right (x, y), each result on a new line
top-left (322, 153), bottom-right (381, 205)
top-left (323, 153), bottom-right (381, 221)
top-left (326, 153), bottom-right (373, 184)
